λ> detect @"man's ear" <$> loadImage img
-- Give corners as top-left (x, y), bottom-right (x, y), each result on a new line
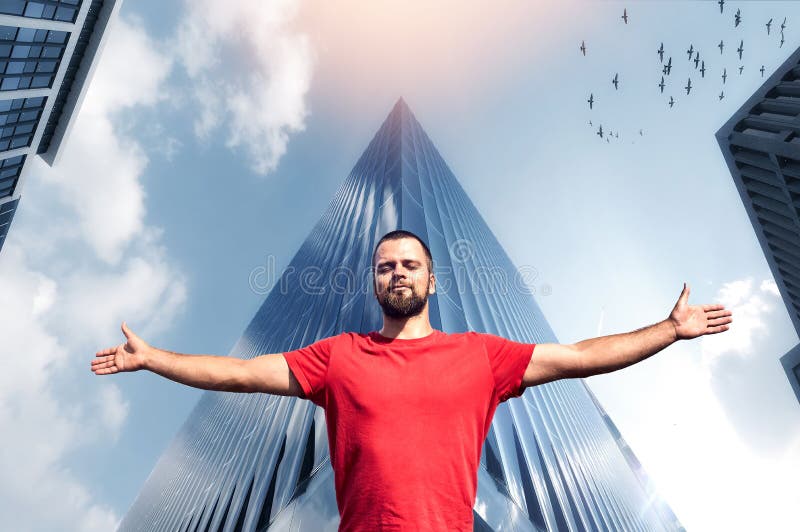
top-left (429, 273), bottom-right (436, 294)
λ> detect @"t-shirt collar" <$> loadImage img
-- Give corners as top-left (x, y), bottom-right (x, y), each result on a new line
top-left (368, 329), bottom-right (441, 345)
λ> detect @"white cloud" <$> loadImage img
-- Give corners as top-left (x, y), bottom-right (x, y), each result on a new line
top-left (53, 228), bottom-right (186, 345)
top-left (31, 275), bottom-right (57, 316)
top-left (174, 0), bottom-right (314, 174)
top-left (587, 276), bottom-right (800, 531)
top-left (0, 245), bottom-right (64, 396)
top-left (2, 4), bottom-right (313, 528)
top-left (96, 383), bottom-right (130, 439)
top-left (35, 112), bottom-right (147, 264)
top-left (701, 277), bottom-right (775, 363)
top-left (0, 243), bottom-right (126, 531)
top-left (37, 16), bottom-right (172, 264)
top-left (79, 505), bottom-right (121, 532)
top-left (83, 15), bottom-right (172, 114)
top-left (760, 278), bottom-right (780, 298)
top-left (628, 354), bottom-right (800, 531)
top-left (0, 13), bottom-right (185, 532)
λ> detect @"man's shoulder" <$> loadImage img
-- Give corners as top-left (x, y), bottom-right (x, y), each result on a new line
top-left (438, 330), bottom-right (487, 345)
top-left (307, 331), bottom-right (358, 348)
top-left (330, 331), bottom-right (359, 342)
top-left (451, 330), bottom-right (485, 339)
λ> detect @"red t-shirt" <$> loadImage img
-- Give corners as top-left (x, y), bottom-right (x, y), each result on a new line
top-left (282, 329), bottom-right (536, 531)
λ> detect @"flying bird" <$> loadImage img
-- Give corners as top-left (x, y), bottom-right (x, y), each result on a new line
top-left (718, 40), bottom-right (724, 54)
top-left (694, 52), bottom-right (700, 68)
top-left (737, 40), bottom-right (744, 60)
top-left (663, 56), bottom-right (673, 75)
top-left (781, 33), bottom-right (785, 47)
top-left (685, 77), bottom-right (692, 95)
top-left (597, 125), bottom-right (604, 138)
top-left (735, 8), bottom-right (741, 27)
top-left (686, 44), bottom-right (694, 60)
top-left (669, 96), bottom-right (675, 108)
top-left (658, 42), bottom-right (664, 62)
top-left (739, 65), bottom-right (744, 75)
top-left (767, 18), bottom-right (773, 35)
top-left (614, 131), bottom-right (619, 139)
top-left (659, 76), bottom-right (665, 93)
top-left (639, 129), bottom-right (643, 136)
top-left (782, 17), bottom-right (787, 32)
top-left (722, 68), bottom-right (727, 83)
top-left (588, 93), bottom-right (594, 109)
top-left (719, 91), bottom-right (724, 100)
top-left (580, 40), bottom-right (586, 56)
top-left (700, 61), bottom-right (706, 78)
top-left (621, 8), bottom-right (628, 24)
top-left (718, 0), bottom-right (724, 13)
top-left (760, 65), bottom-right (765, 77)
top-left (589, 120), bottom-right (592, 126)
top-left (612, 73), bottom-right (619, 90)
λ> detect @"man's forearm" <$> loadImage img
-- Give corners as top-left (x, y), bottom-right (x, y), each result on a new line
top-left (574, 319), bottom-right (678, 376)
top-left (143, 347), bottom-right (250, 392)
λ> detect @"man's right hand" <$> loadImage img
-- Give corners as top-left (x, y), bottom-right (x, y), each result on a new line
top-left (90, 321), bottom-right (303, 396)
top-left (91, 322), bottom-right (149, 375)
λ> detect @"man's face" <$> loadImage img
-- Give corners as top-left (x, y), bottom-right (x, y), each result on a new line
top-left (373, 238), bottom-right (435, 319)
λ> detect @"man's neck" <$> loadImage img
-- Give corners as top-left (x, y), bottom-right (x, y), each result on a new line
top-left (378, 314), bottom-right (434, 339)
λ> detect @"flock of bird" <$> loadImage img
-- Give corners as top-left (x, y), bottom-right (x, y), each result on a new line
top-left (583, 1), bottom-right (790, 143)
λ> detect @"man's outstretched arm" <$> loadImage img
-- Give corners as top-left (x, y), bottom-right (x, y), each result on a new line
top-left (522, 283), bottom-right (733, 387)
top-left (90, 322), bottom-right (303, 396)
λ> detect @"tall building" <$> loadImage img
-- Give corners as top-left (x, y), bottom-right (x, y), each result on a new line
top-left (0, 0), bottom-right (121, 253)
top-left (120, 99), bottom-right (681, 531)
top-left (715, 47), bottom-right (800, 404)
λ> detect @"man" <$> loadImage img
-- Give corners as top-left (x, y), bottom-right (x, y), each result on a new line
top-left (91, 230), bottom-right (732, 531)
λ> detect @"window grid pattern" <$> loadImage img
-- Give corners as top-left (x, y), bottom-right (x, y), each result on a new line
top-left (0, 25), bottom-right (69, 91)
top-left (717, 54), bottom-right (800, 335)
top-left (0, 196), bottom-right (19, 252)
top-left (716, 48), bottom-right (800, 405)
top-left (119, 100), bottom-right (682, 532)
top-left (0, 153), bottom-right (24, 198)
top-left (38, 0), bottom-right (100, 153)
top-left (0, 0), bottom-right (82, 23)
top-left (0, 95), bottom-right (45, 151)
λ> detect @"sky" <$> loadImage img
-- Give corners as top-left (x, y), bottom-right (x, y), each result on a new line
top-left (1, 0), bottom-right (799, 530)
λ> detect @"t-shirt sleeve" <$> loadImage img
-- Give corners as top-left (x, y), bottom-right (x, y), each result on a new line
top-left (282, 334), bottom-right (338, 406)
top-left (479, 333), bottom-right (536, 403)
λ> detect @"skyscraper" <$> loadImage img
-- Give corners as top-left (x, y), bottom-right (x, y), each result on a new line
top-left (121, 99), bottom-right (681, 531)
top-left (715, 46), bottom-right (800, 404)
top-left (0, 0), bottom-right (121, 253)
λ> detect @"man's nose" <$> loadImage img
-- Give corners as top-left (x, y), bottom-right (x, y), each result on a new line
top-left (392, 267), bottom-right (409, 279)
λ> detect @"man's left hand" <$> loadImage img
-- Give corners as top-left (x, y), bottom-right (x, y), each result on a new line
top-left (668, 283), bottom-right (733, 340)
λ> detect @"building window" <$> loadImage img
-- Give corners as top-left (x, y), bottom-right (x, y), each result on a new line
top-left (0, 1), bottom-right (82, 23)
top-left (0, 153), bottom-right (24, 198)
top-left (0, 25), bottom-right (69, 91)
top-left (0, 96), bottom-right (45, 151)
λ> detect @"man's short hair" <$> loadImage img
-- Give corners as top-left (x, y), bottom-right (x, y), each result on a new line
top-left (371, 230), bottom-right (434, 274)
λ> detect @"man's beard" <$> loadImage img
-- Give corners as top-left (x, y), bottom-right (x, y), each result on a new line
top-left (378, 285), bottom-right (429, 319)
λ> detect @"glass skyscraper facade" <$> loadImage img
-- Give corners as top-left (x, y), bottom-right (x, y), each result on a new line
top-left (120, 99), bottom-right (682, 531)
top-left (716, 46), bottom-right (800, 404)
top-left (0, 0), bottom-right (121, 253)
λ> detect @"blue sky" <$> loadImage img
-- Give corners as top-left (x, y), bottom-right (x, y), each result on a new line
top-left (1, 1), bottom-right (799, 530)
